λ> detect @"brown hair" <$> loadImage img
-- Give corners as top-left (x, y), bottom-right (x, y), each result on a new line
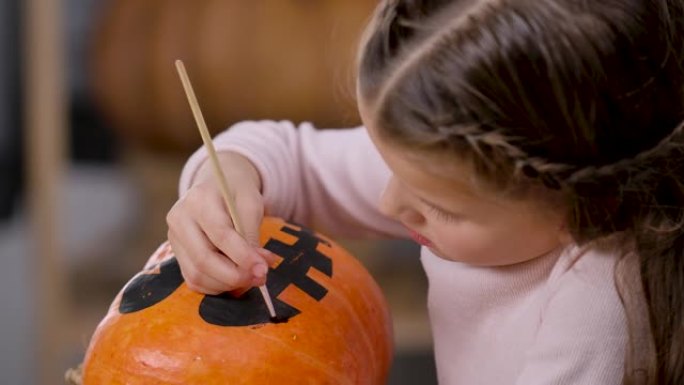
top-left (357, 0), bottom-right (684, 383)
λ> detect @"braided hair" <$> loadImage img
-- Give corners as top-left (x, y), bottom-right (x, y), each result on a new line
top-left (358, 0), bottom-right (684, 383)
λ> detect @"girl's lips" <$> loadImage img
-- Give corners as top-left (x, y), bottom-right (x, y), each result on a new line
top-left (406, 228), bottom-right (433, 247)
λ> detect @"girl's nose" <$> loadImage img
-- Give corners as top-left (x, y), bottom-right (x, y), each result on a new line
top-left (379, 177), bottom-right (425, 226)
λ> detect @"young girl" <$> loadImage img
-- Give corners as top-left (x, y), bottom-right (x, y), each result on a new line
top-left (166, 0), bottom-right (684, 383)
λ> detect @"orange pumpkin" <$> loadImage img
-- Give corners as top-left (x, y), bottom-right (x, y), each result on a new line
top-left (90, 0), bottom-right (377, 153)
top-left (82, 217), bottom-right (393, 384)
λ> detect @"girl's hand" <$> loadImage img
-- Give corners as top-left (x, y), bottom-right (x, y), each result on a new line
top-left (166, 151), bottom-right (278, 295)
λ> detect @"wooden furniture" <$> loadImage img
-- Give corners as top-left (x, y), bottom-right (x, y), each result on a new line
top-left (24, 0), bottom-right (69, 383)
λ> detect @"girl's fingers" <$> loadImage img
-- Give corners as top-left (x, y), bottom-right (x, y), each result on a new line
top-left (169, 239), bottom-right (228, 295)
top-left (169, 223), bottom-right (252, 291)
top-left (256, 247), bottom-right (280, 266)
top-left (167, 179), bottom-right (271, 292)
top-left (196, 192), bottom-right (268, 279)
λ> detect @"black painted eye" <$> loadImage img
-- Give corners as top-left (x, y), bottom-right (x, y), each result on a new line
top-left (119, 257), bottom-right (184, 314)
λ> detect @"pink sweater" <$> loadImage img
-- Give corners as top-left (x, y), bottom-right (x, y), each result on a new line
top-left (179, 121), bottom-right (628, 385)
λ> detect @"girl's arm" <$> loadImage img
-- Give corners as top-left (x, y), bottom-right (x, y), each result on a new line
top-left (179, 120), bottom-right (406, 239)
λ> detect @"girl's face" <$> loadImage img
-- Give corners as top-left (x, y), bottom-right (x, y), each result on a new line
top-left (365, 119), bottom-right (569, 266)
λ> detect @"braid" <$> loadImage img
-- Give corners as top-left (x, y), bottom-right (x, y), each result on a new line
top-left (437, 118), bottom-right (684, 189)
top-left (432, 123), bottom-right (572, 189)
top-left (523, 121), bottom-right (684, 192)
top-left (564, 122), bottom-right (684, 185)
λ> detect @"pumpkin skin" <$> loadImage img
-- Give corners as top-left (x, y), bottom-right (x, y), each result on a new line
top-left (82, 217), bottom-right (393, 384)
top-left (90, 0), bottom-right (377, 153)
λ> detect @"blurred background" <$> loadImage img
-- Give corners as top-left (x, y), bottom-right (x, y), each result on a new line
top-left (1, 1), bottom-right (435, 384)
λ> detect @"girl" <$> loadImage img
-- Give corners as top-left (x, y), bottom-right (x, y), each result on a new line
top-left (166, 0), bottom-right (684, 383)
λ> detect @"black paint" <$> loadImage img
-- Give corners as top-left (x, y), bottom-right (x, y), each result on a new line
top-left (199, 224), bottom-right (333, 326)
top-left (270, 315), bottom-right (289, 324)
top-left (119, 257), bottom-right (184, 314)
top-left (118, 223), bottom-right (334, 327)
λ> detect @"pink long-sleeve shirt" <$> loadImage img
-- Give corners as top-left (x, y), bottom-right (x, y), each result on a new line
top-left (179, 121), bottom-right (628, 384)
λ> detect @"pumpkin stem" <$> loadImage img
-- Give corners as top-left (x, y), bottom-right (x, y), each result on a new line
top-left (64, 364), bottom-right (83, 385)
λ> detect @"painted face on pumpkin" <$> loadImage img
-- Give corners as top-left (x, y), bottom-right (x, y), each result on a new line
top-left (120, 223), bottom-right (333, 326)
top-left (83, 217), bottom-right (394, 384)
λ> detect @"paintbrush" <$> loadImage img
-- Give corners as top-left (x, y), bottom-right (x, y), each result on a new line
top-left (175, 59), bottom-right (277, 319)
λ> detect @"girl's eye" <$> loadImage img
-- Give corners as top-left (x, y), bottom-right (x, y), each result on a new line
top-left (425, 203), bottom-right (462, 223)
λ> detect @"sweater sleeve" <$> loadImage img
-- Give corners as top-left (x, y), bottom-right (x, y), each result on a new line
top-left (514, 248), bottom-right (628, 385)
top-left (179, 120), bottom-right (407, 239)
